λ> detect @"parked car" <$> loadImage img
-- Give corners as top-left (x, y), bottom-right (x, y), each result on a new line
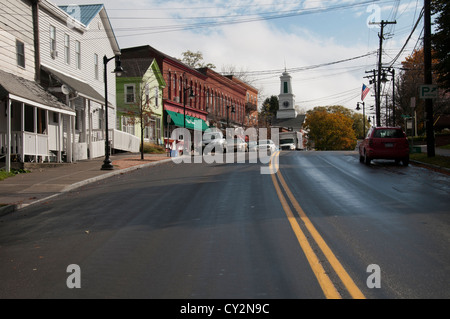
top-left (202, 129), bottom-right (227, 153)
top-left (248, 141), bottom-right (258, 152)
top-left (227, 137), bottom-right (247, 152)
top-left (359, 127), bottom-right (410, 166)
top-left (258, 139), bottom-right (277, 153)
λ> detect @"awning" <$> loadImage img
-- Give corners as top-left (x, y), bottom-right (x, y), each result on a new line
top-left (166, 110), bottom-right (208, 131)
top-left (41, 65), bottom-right (108, 106)
top-left (0, 69), bottom-right (75, 115)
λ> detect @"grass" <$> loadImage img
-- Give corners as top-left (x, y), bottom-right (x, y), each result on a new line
top-left (141, 143), bottom-right (166, 154)
top-left (0, 168), bottom-right (29, 181)
top-left (410, 152), bottom-right (450, 170)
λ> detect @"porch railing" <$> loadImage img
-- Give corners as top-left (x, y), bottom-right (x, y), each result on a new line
top-left (0, 131), bottom-right (49, 160)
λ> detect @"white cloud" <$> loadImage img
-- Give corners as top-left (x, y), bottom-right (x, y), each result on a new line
top-left (48, 0), bottom-right (421, 113)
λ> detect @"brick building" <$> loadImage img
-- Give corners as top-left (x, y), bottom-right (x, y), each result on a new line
top-left (120, 45), bottom-right (256, 140)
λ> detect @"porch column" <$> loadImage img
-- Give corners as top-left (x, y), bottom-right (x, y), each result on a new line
top-left (20, 103), bottom-right (25, 162)
top-left (83, 98), bottom-right (87, 144)
top-left (58, 113), bottom-right (62, 163)
top-left (34, 106), bottom-right (37, 162)
top-left (72, 115), bottom-right (76, 162)
top-left (67, 114), bottom-right (73, 163)
top-left (88, 100), bottom-right (92, 159)
top-left (45, 110), bottom-right (49, 162)
top-left (6, 99), bottom-right (11, 172)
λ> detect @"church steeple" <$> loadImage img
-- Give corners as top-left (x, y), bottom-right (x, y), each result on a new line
top-left (277, 70), bottom-right (297, 119)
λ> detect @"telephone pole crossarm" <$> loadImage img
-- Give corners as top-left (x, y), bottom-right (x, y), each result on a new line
top-left (371, 20), bottom-right (396, 127)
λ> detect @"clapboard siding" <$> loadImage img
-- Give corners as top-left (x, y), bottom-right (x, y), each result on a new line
top-left (39, 6), bottom-right (116, 106)
top-left (39, 3), bottom-right (117, 131)
top-left (0, 0), bottom-right (35, 80)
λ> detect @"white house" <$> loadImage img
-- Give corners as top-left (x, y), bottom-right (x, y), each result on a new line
top-left (0, 0), bottom-right (75, 171)
top-left (38, 1), bottom-right (139, 161)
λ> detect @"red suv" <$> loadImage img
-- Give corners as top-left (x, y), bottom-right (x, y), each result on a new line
top-left (359, 127), bottom-right (410, 166)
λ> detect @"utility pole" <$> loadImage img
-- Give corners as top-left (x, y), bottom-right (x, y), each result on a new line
top-left (424, 0), bottom-right (435, 157)
top-left (370, 20), bottom-right (396, 127)
top-left (391, 68), bottom-right (395, 126)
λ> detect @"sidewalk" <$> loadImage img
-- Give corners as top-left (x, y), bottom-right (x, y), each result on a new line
top-left (0, 153), bottom-right (172, 216)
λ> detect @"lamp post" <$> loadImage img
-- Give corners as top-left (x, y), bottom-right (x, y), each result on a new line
top-left (226, 104), bottom-right (235, 128)
top-left (356, 102), bottom-right (366, 138)
top-left (182, 83), bottom-right (194, 156)
top-left (101, 54), bottom-right (123, 170)
top-left (183, 86), bottom-right (195, 129)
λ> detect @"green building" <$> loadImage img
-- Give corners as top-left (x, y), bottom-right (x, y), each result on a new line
top-left (116, 57), bottom-right (166, 146)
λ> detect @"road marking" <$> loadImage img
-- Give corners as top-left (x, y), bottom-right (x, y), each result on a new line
top-left (270, 152), bottom-right (366, 299)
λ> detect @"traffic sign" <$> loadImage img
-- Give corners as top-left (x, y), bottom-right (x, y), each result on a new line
top-left (419, 85), bottom-right (438, 99)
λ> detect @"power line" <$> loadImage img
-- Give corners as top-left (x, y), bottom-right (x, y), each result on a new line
top-left (387, 7), bottom-right (424, 67)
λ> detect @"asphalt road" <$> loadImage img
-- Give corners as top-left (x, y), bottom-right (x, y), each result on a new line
top-left (0, 151), bottom-right (449, 299)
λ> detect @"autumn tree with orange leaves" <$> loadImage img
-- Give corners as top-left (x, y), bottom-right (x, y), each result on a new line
top-left (304, 106), bottom-right (357, 151)
top-left (395, 48), bottom-right (449, 133)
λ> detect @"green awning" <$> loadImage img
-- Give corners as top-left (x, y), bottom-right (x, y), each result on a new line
top-left (166, 110), bottom-right (208, 131)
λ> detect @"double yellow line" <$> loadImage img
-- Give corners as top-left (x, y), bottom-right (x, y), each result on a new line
top-left (269, 151), bottom-right (365, 299)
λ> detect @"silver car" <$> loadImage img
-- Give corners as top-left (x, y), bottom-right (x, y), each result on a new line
top-left (258, 140), bottom-right (277, 153)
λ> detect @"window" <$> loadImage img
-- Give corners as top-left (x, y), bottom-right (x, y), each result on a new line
top-left (98, 108), bottom-right (104, 129)
top-left (155, 87), bottom-right (159, 108)
top-left (64, 34), bottom-right (70, 64)
top-left (16, 40), bottom-right (25, 68)
top-left (75, 41), bottom-right (81, 69)
top-left (374, 129), bottom-right (404, 138)
top-left (156, 118), bottom-right (161, 143)
top-left (50, 25), bottom-right (56, 57)
top-left (284, 82), bottom-right (288, 94)
top-left (122, 116), bottom-right (134, 135)
top-left (145, 84), bottom-right (150, 104)
top-left (125, 84), bottom-right (135, 103)
top-left (94, 54), bottom-right (99, 80)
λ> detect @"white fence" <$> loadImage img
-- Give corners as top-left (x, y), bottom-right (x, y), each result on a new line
top-left (113, 129), bottom-right (140, 153)
top-left (1, 128), bottom-right (140, 164)
top-left (0, 131), bottom-right (49, 160)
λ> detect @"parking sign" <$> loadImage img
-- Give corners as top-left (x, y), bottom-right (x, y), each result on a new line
top-left (419, 85), bottom-right (438, 99)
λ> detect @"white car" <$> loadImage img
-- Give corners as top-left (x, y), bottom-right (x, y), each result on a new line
top-left (228, 137), bottom-right (247, 152)
top-left (248, 141), bottom-right (258, 152)
top-left (257, 139), bottom-right (277, 153)
top-left (202, 129), bottom-right (226, 153)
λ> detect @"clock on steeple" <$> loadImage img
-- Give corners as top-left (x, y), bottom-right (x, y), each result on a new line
top-left (277, 71), bottom-right (297, 119)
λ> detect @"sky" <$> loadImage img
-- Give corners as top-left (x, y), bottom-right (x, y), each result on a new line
top-left (51, 0), bottom-right (426, 116)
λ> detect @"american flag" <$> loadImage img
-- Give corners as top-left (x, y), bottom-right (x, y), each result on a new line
top-left (361, 84), bottom-right (370, 101)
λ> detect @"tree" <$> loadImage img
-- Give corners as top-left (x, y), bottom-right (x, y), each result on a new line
top-left (180, 50), bottom-right (216, 69)
top-left (259, 96), bottom-right (279, 126)
top-left (432, 0), bottom-right (450, 93)
top-left (119, 60), bottom-right (164, 160)
top-left (221, 64), bottom-right (254, 85)
top-left (304, 106), bottom-right (357, 150)
top-left (123, 82), bottom-right (155, 160)
top-left (395, 47), bottom-right (449, 133)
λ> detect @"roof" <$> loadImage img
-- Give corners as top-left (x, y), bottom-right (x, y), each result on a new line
top-left (41, 66), bottom-right (106, 105)
top-left (58, 4), bottom-right (104, 27)
top-left (272, 114), bottom-right (306, 130)
top-left (119, 58), bottom-right (155, 78)
top-left (57, 3), bottom-right (120, 54)
top-left (0, 69), bottom-right (74, 115)
top-left (121, 45), bottom-right (207, 79)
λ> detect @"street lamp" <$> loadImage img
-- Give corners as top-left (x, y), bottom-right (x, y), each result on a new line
top-left (226, 105), bottom-right (235, 128)
top-left (183, 86), bottom-right (195, 129)
top-left (356, 102), bottom-right (366, 138)
top-left (101, 54), bottom-right (123, 170)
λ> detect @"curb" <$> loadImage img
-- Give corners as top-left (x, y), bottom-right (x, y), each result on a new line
top-left (0, 158), bottom-right (173, 217)
top-left (410, 160), bottom-right (450, 175)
